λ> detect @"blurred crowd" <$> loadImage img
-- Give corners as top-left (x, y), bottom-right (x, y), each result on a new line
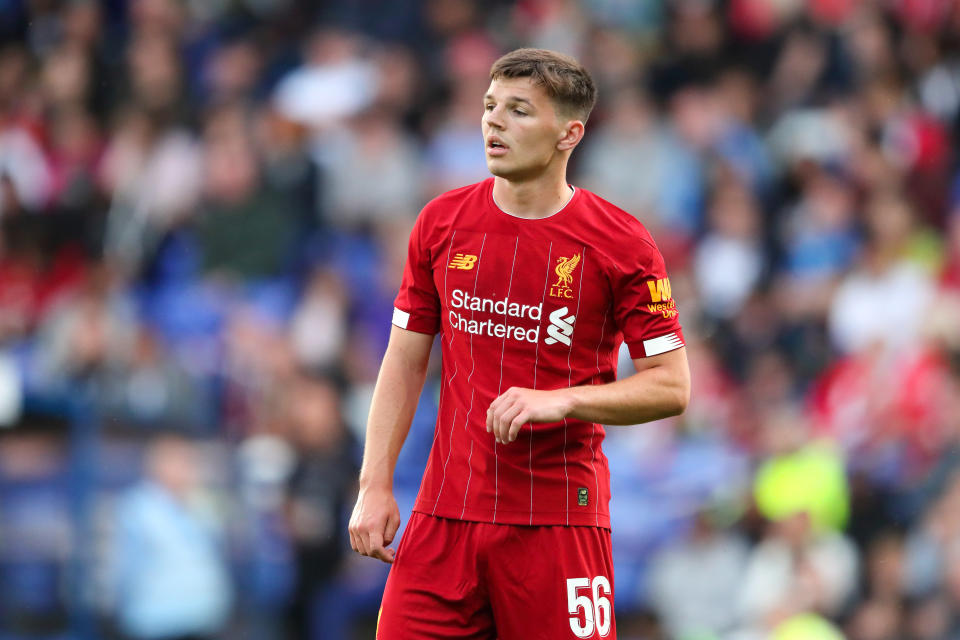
top-left (3, 0), bottom-right (960, 638)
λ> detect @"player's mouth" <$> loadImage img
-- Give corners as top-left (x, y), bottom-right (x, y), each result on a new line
top-left (486, 136), bottom-right (509, 157)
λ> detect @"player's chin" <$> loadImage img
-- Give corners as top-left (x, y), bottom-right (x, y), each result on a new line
top-left (486, 158), bottom-right (508, 176)
top-left (487, 160), bottom-right (523, 180)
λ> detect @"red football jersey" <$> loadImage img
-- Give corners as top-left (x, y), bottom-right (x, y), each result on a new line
top-left (394, 178), bottom-right (684, 528)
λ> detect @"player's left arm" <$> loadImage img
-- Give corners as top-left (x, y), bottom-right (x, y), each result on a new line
top-left (486, 346), bottom-right (689, 444)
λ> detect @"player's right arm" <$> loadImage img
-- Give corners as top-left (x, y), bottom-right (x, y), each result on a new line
top-left (348, 325), bottom-right (433, 564)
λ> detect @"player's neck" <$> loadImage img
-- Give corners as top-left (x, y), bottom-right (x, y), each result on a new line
top-left (491, 173), bottom-right (574, 220)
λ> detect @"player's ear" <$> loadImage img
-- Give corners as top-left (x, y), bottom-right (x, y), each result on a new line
top-left (557, 120), bottom-right (584, 152)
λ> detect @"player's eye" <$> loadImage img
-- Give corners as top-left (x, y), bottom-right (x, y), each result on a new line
top-left (484, 104), bottom-right (495, 111)
top-left (513, 109), bottom-right (527, 116)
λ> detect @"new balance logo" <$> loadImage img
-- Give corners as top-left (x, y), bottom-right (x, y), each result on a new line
top-left (448, 253), bottom-right (478, 270)
top-left (545, 307), bottom-right (576, 346)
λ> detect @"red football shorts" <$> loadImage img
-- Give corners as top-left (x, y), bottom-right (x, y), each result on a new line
top-left (376, 512), bottom-right (616, 639)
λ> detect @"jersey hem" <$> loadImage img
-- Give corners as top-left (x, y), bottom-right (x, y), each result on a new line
top-left (413, 503), bottom-right (611, 530)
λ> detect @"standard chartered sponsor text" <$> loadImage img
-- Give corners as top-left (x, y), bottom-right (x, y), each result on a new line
top-left (449, 288), bottom-right (541, 343)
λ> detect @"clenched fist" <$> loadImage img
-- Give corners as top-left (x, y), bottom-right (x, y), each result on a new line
top-left (486, 386), bottom-right (574, 444)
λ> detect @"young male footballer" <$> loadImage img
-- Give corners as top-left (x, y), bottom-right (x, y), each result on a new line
top-left (349, 48), bottom-right (690, 639)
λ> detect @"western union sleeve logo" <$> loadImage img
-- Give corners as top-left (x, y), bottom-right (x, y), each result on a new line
top-left (647, 277), bottom-right (672, 302)
top-left (448, 253), bottom-right (478, 270)
top-left (646, 277), bottom-right (677, 318)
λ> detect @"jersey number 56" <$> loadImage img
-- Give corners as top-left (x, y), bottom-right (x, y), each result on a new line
top-left (566, 576), bottom-right (612, 638)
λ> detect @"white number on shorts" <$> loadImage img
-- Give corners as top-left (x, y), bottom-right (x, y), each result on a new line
top-left (566, 576), bottom-right (612, 638)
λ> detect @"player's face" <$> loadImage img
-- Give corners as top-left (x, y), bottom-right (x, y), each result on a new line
top-left (482, 77), bottom-right (571, 181)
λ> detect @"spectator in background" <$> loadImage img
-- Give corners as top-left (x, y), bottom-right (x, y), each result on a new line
top-left (577, 87), bottom-right (666, 229)
top-left (0, 44), bottom-right (52, 218)
top-left (711, 69), bottom-right (773, 196)
top-left (693, 176), bottom-right (765, 321)
top-left (582, 27), bottom-right (645, 95)
top-left (941, 209), bottom-right (960, 291)
top-left (910, 482), bottom-right (960, 638)
top-left (775, 167), bottom-right (859, 321)
top-left (274, 28), bottom-right (377, 132)
top-left (194, 104), bottom-right (297, 281)
top-left (255, 106), bottom-right (322, 234)
top-left (904, 471), bottom-right (960, 600)
top-left (648, 509), bottom-right (748, 639)
top-left (905, 592), bottom-right (951, 640)
top-left (861, 530), bottom-right (909, 603)
top-left (100, 327), bottom-right (208, 431)
top-left (32, 260), bottom-right (138, 398)
top-left (44, 106), bottom-right (104, 215)
top-left (423, 73), bottom-right (493, 195)
top-left (646, 83), bottom-right (713, 238)
top-left (100, 105), bottom-right (203, 275)
top-left (39, 40), bottom-right (93, 114)
top-left (220, 303), bottom-right (296, 435)
top-left (828, 190), bottom-right (937, 355)
top-left (846, 598), bottom-right (903, 640)
top-left (753, 407), bottom-right (849, 536)
top-left (281, 373), bottom-right (357, 639)
top-left (764, 22), bottom-right (834, 115)
top-left (738, 508), bottom-right (858, 637)
top-left (200, 37), bottom-right (263, 107)
top-left (844, 531), bottom-right (910, 640)
top-left (109, 434), bottom-right (232, 640)
top-left (738, 408), bottom-right (857, 635)
top-left (288, 267), bottom-right (349, 373)
top-left (124, 31), bottom-right (186, 121)
top-left (321, 107), bottom-right (423, 229)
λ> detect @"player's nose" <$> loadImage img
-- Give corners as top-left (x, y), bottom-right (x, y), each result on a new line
top-left (483, 106), bottom-right (505, 130)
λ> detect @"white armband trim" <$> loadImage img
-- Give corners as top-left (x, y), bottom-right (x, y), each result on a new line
top-left (392, 307), bottom-right (411, 329)
top-left (643, 332), bottom-right (684, 356)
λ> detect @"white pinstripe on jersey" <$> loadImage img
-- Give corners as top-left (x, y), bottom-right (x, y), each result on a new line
top-left (561, 246), bottom-right (587, 525)
top-left (442, 232), bottom-right (486, 516)
top-left (492, 235), bottom-right (519, 524)
top-left (418, 230), bottom-right (458, 509)
top-left (459, 439), bottom-right (475, 519)
top-left (528, 241), bottom-right (554, 524)
top-left (434, 232), bottom-right (486, 512)
top-left (590, 303), bottom-right (609, 527)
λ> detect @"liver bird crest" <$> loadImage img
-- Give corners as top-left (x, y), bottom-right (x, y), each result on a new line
top-left (553, 253), bottom-right (581, 288)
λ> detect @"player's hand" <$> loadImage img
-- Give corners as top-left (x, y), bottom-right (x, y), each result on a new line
top-left (486, 387), bottom-right (574, 444)
top-left (348, 484), bottom-right (401, 564)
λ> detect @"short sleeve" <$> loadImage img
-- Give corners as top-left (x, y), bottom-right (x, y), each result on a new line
top-left (612, 237), bottom-right (685, 358)
top-left (393, 213), bottom-right (441, 334)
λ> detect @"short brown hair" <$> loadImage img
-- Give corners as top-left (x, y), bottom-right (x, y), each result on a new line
top-left (489, 48), bottom-right (597, 122)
